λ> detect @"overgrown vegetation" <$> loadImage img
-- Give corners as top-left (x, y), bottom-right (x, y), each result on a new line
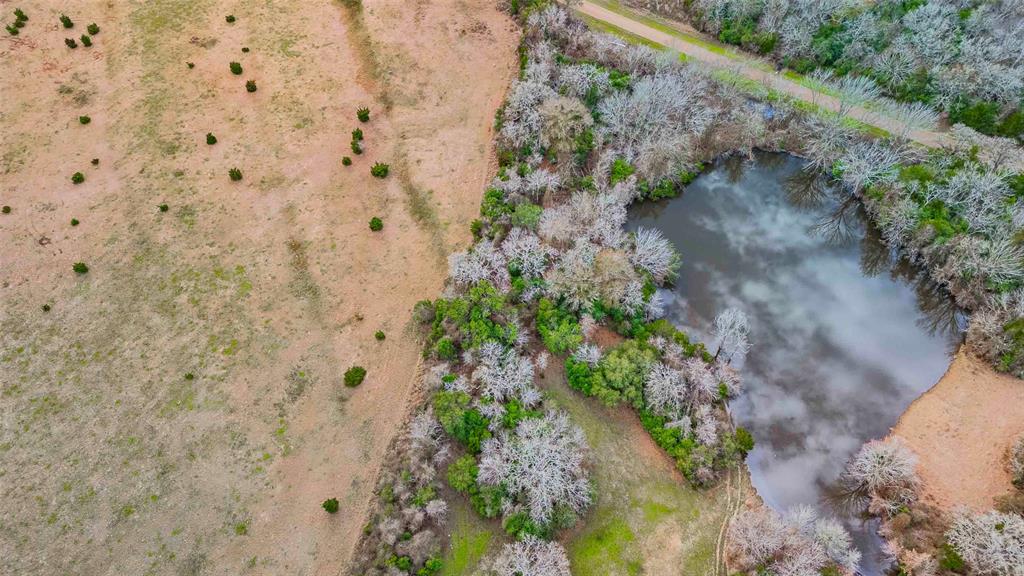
top-left (357, 3), bottom-right (1024, 574)
top-left (639, 0), bottom-right (1024, 141)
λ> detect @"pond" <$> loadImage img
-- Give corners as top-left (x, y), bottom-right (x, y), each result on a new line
top-left (628, 151), bottom-right (962, 575)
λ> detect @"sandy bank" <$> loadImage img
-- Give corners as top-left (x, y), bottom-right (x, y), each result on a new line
top-left (890, 349), bottom-right (1024, 511)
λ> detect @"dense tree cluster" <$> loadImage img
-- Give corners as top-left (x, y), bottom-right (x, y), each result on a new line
top-left (632, 0), bottom-right (1024, 140)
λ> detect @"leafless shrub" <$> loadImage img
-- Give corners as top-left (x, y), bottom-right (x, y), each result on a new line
top-left (946, 509), bottom-right (1024, 576)
top-left (539, 96), bottom-right (593, 161)
top-left (487, 535), bottom-right (571, 576)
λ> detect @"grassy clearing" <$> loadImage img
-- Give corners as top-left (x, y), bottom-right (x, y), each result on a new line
top-left (541, 365), bottom-right (734, 576)
top-left (440, 496), bottom-right (501, 576)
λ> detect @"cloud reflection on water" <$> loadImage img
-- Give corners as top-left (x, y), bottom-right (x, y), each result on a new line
top-left (629, 152), bottom-right (960, 574)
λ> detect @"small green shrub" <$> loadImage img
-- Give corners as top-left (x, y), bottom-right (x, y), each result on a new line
top-left (434, 337), bottom-right (456, 360)
top-left (350, 140), bottom-right (362, 154)
top-left (229, 61), bottom-right (243, 75)
top-left (14, 9), bottom-right (28, 22)
top-left (72, 262), bottom-right (89, 274)
top-left (351, 128), bottom-right (363, 141)
top-left (158, 204), bottom-right (169, 212)
top-left (91, 158), bottom-right (99, 165)
top-left (206, 133), bottom-right (217, 145)
top-left (64, 38), bottom-right (77, 49)
top-left (6, 24), bottom-right (17, 36)
top-left (610, 157), bottom-right (635, 185)
top-left (225, 15), bottom-right (236, 23)
top-left (368, 216), bottom-right (383, 231)
top-left (321, 498), bottom-right (340, 514)
top-left (344, 366), bottom-right (366, 387)
top-left (480, 188), bottom-right (510, 221)
top-left (510, 202), bottom-right (543, 230)
top-left (228, 168), bottom-right (242, 181)
top-left (71, 172), bottom-right (84, 184)
top-left (374, 330), bottom-right (385, 341)
top-left (70, 218), bottom-right (79, 226)
top-left (356, 107), bottom-right (370, 122)
top-left (80, 34), bottom-right (91, 47)
top-left (87, 23), bottom-right (99, 35)
top-left (434, 390), bottom-right (491, 453)
top-left (42, 304), bottom-right (51, 312)
top-left (60, 14), bottom-right (73, 28)
top-left (184, 373), bottom-right (194, 380)
top-left (79, 115), bottom-right (91, 125)
top-left (939, 543), bottom-right (965, 572)
top-left (418, 557), bottom-right (443, 576)
top-left (1, 205), bottom-right (10, 214)
top-left (447, 455), bottom-right (478, 493)
top-left (186, 62), bottom-right (195, 69)
top-left (245, 80), bottom-right (257, 93)
top-left (734, 427), bottom-right (755, 453)
top-left (370, 162), bottom-right (389, 178)
top-left (536, 298), bottom-right (583, 355)
top-left (342, 156), bottom-right (352, 166)
top-left (241, 46), bottom-right (249, 53)
top-left (949, 99), bottom-right (999, 135)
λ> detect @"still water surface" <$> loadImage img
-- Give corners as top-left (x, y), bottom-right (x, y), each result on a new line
top-left (628, 152), bottom-right (961, 574)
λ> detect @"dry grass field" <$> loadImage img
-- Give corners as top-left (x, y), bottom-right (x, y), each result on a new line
top-left (0, 1), bottom-right (516, 574)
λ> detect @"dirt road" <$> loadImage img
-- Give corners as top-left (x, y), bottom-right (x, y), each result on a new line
top-left (578, 1), bottom-right (952, 148)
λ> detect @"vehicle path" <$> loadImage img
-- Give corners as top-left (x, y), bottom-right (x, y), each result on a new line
top-left (577, 1), bottom-right (952, 148)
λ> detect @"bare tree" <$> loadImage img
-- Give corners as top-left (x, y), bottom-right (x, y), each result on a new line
top-left (488, 535), bottom-right (571, 576)
top-left (472, 342), bottom-right (539, 405)
top-left (478, 411), bottom-right (591, 523)
top-left (843, 438), bottom-right (919, 515)
top-left (630, 227), bottom-right (681, 284)
top-left (728, 506), bottom-right (789, 567)
top-left (643, 362), bottom-right (687, 418)
top-left (502, 228), bottom-right (555, 280)
top-left (712, 307), bottom-right (751, 362)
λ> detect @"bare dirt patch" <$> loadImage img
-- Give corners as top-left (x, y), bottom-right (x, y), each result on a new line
top-left (891, 350), bottom-right (1024, 512)
top-left (0, 1), bottom-right (515, 574)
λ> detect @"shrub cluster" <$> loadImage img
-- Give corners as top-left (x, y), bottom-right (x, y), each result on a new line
top-left (6, 8), bottom-right (27, 35)
top-left (350, 409), bottom-right (449, 575)
top-left (370, 162), bottom-right (389, 178)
